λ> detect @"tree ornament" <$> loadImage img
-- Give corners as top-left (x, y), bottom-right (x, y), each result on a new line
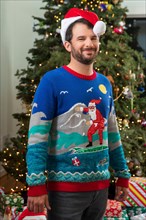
top-left (55, 0), bottom-right (64, 4)
top-left (137, 85), bottom-right (145, 92)
top-left (113, 26), bottom-right (124, 34)
top-left (141, 118), bottom-right (146, 127)
top-left (138, 72), bottom-right (145, 84)
top-left (122, 119), bottom-right (129, 128)
top-left (127, 160), bottom-right (134, 169)
top-left (107, 4), bottom-right (113, 11)
top-left (114, 86), bottom-right (120, 98)
top-left (103, 1), bottom-right (108, 4)
top-left (126, 157), bottom-right (131, 163)
top-left (123, 87), bottom-right (133, 99)
top-left (131, 109), bottom-right (140, 119)
top-left (99, 3), bottom-right (107, 11)
top-left (112, 0), bottom-right (119, 4)
top-left (136, 169), bottom-right (142, 177)
top-left (139, 72), bottom-right (145, 79)
top-left (124, 74), bottom-right (130, 80)
top-left (128, 70), bottom-right (136, 80)
top-left (131, 73), bottom-right (136, 80)
top-left (119, 21), bottom-right (125, 27)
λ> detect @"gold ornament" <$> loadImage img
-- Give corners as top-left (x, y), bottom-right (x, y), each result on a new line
top-left (107, 4), bottom-right (113, 11)
top-left (114, 86), bottom-right (120, 98)
top-left (122, 119), bottom-right (129, 127)
top-left (112, 0), bottom-right (119, 4)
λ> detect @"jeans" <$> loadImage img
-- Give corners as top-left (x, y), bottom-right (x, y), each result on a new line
top-left (48, 188), bottom-right (108, 220)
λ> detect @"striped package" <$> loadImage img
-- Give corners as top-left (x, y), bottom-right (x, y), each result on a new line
top-left (121, 178), bottom-right (146, 207)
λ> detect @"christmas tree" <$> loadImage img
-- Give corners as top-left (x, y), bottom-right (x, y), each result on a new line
top-left (0, 0), bottom-right (146, 192)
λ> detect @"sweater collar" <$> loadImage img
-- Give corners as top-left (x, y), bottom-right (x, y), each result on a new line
top-left (63, 65), bottom-right (97, 80)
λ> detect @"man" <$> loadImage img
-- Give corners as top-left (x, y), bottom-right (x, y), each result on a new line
top-left (26, 8), bottom-right (131, 220)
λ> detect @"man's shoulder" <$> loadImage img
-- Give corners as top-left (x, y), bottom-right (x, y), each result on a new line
top-left (96, 72), bottom-right (112, 85)
top-left (43, 67), bottom-right (64, 79)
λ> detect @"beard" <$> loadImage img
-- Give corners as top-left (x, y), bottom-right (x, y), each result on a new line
top-left (71, 46), bottom-right (98, 65)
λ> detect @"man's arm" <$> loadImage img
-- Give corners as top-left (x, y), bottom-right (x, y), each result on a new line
top-left (26, 74), bottom-right (55, 212)
top-left (108, 92), bottom-right (131, 199)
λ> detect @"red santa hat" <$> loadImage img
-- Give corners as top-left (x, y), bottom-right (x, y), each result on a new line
top-left (60, 8), bottom-right (106, 43)
top-left (88, 99), bottom-right (101, 107)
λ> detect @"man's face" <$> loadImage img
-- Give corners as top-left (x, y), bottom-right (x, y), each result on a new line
top-left (68, 23), bottom-right (100, 65)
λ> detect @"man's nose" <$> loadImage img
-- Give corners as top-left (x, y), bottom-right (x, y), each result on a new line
top-left (85, 38), bottom-right (94, 47)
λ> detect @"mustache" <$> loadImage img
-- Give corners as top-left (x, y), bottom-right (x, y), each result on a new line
top-left (82, 48), bottom-right (96, 52)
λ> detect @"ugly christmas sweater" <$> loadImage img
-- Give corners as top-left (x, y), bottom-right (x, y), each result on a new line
top-left (26, 66), bottom-right (131, 196)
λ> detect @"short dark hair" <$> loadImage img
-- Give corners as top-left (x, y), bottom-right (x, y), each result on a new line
top-left (65, 18), bottom-right (94, 42)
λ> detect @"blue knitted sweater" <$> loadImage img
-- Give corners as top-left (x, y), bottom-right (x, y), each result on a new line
top-left (26, 66), bottom-right (130, 194)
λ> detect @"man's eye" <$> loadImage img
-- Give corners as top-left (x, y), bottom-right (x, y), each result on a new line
top-left (78, 37), bottom-right (85, 41)
top-left (92, 37), bottom-right (98, 41)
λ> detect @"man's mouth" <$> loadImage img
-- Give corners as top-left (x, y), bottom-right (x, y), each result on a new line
top-left (82, 48), bottom-right (95, 52)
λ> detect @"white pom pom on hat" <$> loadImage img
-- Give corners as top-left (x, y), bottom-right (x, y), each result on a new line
top-left (60, 8), bottom-right (106, 43)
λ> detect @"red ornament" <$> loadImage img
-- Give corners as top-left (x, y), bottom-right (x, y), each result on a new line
top-left (141, 118), bottom-right (146, 127)
top-left (114, 26), bottom-right (124, 34)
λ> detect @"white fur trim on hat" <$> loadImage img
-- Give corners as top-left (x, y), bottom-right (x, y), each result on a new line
top-left (88, 102), bottom-right (96, 107)
top-left (60, 16), bottom-right (82, 43)
top-left (93, 21), bottom-right (106, 36)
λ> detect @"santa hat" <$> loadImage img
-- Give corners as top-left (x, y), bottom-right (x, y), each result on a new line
top-left (88, 99), bottom-right (101, 107)
top-left (18, 207), bottom-right (47, 220)
top-left (60, 8), bottom-right (106, 43)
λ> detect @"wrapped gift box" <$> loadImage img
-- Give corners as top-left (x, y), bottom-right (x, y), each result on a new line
top-left (18, 207), bottom-right (47, 220)
top-left (104, 209), bottom-right (129, 220)
top-left (11, 207), bottom-right (25, 220)
top-left (126, 206), bottom-right (146, 218)
top-left (130, 177), bottom-right (146, 184)
top-left (121, 177), bottom-right (146, 207)
top-left (104, 200), bottom-right (122, 217)
top-left (130, 213), bottom-right (146, 220)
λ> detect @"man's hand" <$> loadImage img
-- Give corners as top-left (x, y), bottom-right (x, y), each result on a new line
top-left (115, 186), bottom-right (129, 202)
top-left (27, 194), bottom-right (51, 213)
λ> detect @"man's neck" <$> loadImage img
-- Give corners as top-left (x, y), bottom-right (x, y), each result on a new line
top-left (67, 60), bottom-right (94, 76)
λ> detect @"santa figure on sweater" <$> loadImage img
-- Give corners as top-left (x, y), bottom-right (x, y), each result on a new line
top-left (76, 99), bottom-right (105, 147)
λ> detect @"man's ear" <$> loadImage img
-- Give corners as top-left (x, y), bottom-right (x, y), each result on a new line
top-left (64, 41), bottom-right (71, 52)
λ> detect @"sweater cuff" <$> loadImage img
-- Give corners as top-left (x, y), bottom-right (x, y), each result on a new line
top-left (27, 184), bottom-right (48, 196)
top-left (115, 178), bottom-right (129, 188)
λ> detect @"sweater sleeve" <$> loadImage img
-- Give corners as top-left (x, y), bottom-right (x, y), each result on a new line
top-left (108, 90), bottom-right (131, 182)
top-left (26, 73), bottom-right (56, 194)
